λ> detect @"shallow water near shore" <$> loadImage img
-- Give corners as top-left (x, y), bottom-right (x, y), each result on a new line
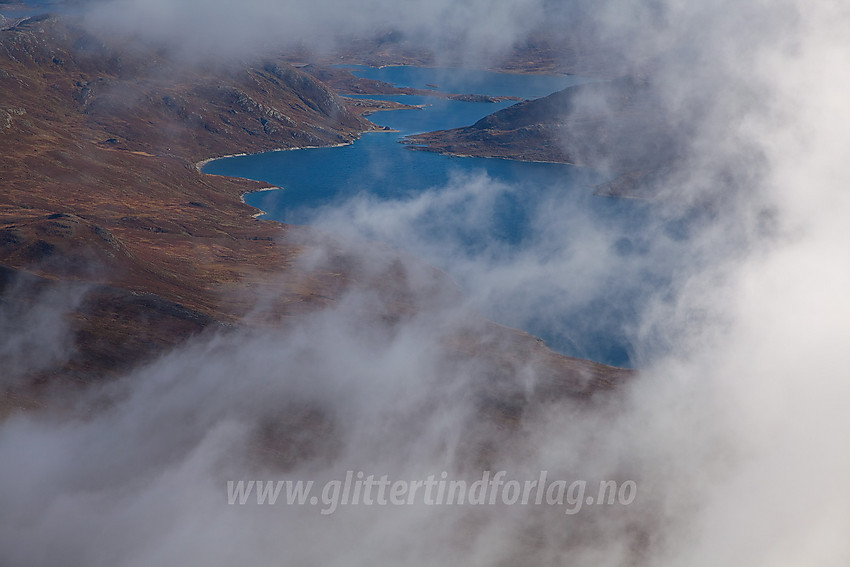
top-left (203, 67), bottom-right (653, 367)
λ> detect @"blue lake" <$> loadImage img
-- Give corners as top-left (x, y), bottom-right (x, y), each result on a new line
top-left (203, 66), bottom-right (650, 367)
top-left (334, 65), bottom-right (588, 99)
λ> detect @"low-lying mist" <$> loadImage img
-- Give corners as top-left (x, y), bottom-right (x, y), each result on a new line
top-left (3, 0), bottom-right (850, 565)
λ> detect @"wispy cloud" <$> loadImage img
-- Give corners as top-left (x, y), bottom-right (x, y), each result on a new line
top-left (3, 0), bottom-right (850, 564)
top-left (81, 0), bottom-right (554, 66)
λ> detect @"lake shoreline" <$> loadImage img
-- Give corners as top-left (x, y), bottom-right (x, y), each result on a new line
top-left (195, 141), bottom-right (354, 172)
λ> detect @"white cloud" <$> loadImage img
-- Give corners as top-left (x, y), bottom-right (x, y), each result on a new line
top-left (3, 0), bottom-right (850, 564)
